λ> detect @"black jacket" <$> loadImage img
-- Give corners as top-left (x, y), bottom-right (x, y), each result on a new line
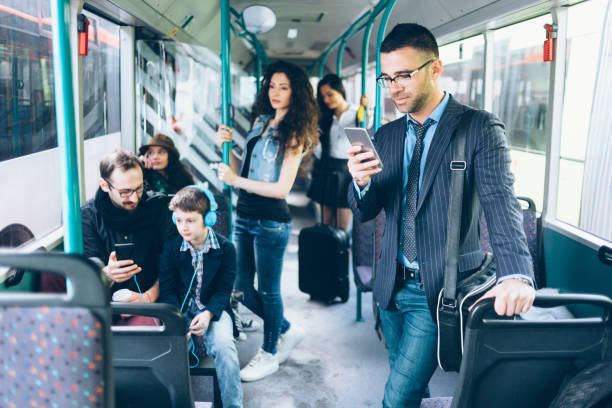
top-left (82, 188), bottom-right (176, 294)
top-left (158, 234), bottom-right (236, 321)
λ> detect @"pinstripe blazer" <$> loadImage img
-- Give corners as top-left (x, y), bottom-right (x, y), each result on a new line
top-left (348, 96), bottom-right (534, 318)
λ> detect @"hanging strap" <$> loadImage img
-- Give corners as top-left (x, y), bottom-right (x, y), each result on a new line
top-left (441, 109), bottom-right (477, 306)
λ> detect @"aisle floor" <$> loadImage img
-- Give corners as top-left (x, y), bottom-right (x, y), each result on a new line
top-left (232, 196), bottom-right (457, 408)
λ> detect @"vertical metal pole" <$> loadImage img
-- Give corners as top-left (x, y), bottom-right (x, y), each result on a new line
top-left (360, 12), bottom-right (378, 128)
top-left (337, 37), bottom-right (348, 76)
top-left (542, 7), bottom-right (568, 223)
top-left (318, 46), bottom-right (335, 79)
top-left (374, 0), bottom-right (396, 132)
top-left (220, 0), bottom-right (233, 238)
top-left (356, 288), bottom-right (363, 321)
top-left (255, 53), bottom-right (262, 94)
top-left (50, 0), bottom-right (83, 253)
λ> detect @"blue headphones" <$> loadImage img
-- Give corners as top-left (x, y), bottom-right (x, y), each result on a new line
top-left (172, 185), bottom-right (218, 227)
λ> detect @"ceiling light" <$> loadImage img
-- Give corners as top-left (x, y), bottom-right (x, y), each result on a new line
top-left (287, 28), bottom-right (298, 39)
top-left (242, 5), bottom-right (276, 34)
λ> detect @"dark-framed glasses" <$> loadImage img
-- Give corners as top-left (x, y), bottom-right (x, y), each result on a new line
top-left (105, 180), bottom-right (144, 198)
top-left (376, 59), bottom-right (435, 88)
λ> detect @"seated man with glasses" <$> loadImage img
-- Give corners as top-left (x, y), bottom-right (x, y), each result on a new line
top-left (83, 150), bottom-right (177, 325)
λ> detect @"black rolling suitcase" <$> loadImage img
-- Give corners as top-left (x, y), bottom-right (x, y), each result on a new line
top-left (298, 223), bottom-right (350, 303)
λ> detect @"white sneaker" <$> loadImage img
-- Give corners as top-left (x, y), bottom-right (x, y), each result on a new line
top-left (240, 349), bottom-right (279, 382)
top-left (276, 323), bottom-right (305, 364)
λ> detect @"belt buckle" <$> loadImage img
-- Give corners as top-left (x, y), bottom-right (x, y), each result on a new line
top-left (398, 264), bottom-right (417, 282)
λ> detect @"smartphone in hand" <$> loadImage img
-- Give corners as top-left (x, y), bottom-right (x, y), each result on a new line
top-left (114, 243), bottom-right (135, 261)
top-left (344, 127), bottom-right (383, 169)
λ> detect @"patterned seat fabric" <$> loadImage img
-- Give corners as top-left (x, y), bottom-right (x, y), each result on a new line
top-left (351, 210), bottom-right (386, 292)
top-left (479, 206), bottom-right (539, 274)
top-left (0, 306), bottom-right (106, 408)
top-left (212, 191), bottom-right (231, 238)
top-left (421, 397), bottom-right (453, 408)
top-left (352, 216), bottom-right (375, 291)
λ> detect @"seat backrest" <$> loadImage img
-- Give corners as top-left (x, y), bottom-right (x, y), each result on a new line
top-left (479, 196), bottom-right (539, 277)
top-left (0, 252), bottom-right (113, 408)
top-left (111, 302), bottom-right (194, 408)
top-left (212, 190), bottom-right (231, 238)
top-left (352, 210), bottom-right (386, 292)
top-left (451, 293), bottom-right (612, 408)
top-left (352, 214), bottom-right (375, 291)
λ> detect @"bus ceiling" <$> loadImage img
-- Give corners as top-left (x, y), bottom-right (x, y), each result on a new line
top-left (84, 0), bottom-right (581, 71)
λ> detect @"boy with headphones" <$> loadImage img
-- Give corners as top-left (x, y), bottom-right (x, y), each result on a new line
top-left (158, 186), bottom-right (243, 408)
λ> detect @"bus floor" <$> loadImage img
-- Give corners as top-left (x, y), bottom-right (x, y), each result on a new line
top-left (205, 193), bottom-right (458, 407)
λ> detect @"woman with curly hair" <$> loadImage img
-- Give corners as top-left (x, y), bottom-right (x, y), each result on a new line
top-left (138, 133), bottom-right (194, 194)
top-left (216, 61), bottom-right (318, 382)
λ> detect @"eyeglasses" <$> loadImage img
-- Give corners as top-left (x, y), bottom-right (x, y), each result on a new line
top-left (376, 59), bottom-right (435, 88)
top-left (105, 180), bottom-right (144, 198)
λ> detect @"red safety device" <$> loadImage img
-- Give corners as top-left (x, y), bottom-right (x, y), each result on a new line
top-left (543, 24), bottom-right (555, 62)
top-left (78, 14), bottom-right (89, 56)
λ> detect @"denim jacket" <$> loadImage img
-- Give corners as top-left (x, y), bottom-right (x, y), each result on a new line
top-left (239, 114), bottom-right (285, 183)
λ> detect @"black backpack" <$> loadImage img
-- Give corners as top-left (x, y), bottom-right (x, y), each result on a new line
top-left (549, 360), bottom-right (612, 408)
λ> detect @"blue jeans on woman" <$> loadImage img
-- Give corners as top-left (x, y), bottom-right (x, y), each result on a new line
top-left (378, 280), bottom-right (438, 408)
top-left (234, 216), bottom-right (292, 354)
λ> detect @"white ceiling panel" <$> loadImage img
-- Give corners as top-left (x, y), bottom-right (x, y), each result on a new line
top-left (142, 0), bottom-right (175, 15)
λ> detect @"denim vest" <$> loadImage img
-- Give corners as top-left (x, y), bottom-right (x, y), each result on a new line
top-left (239, 114), bottom-right (285, 183)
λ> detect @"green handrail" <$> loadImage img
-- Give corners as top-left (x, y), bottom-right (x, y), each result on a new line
top-left (230, 7), bottom-right (269, 92)
top-left (374, 0), bottom-right (397, 132)
top-left (50, 0), bottom-right (83, 253)
top-left (317, 11), bottom-right (371, 79)
top-left (359, 0), bottom-right (390, 127)
top-left (336, 12), bottom-right (372, 75)
top-left (221, 0), bottom-right (233, 238)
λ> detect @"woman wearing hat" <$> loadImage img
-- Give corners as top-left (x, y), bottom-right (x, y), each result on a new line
top-left (139, 133), bottom-right (194, 194)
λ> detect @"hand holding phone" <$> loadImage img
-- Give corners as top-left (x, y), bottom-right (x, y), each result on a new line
top-left (345, 127), bottom-right (383, 187)
top-left (344, 127), bottom-right (383, 169)
top-left (104, 243), bottom-right (141, 284)
top-left (114, 243), bottom-right (135, 261)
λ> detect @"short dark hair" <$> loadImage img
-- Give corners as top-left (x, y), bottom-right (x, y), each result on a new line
top-left (380, 23), bottom-right (439, 58)
top-left (99, 150), bottom-right (142, 181)
top-left (169, 187), bottom-right (210, 219)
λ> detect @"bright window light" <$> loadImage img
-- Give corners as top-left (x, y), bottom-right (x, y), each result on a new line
top-left (287, 28), bottom-right (298, 39)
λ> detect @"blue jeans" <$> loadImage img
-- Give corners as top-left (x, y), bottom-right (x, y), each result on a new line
top-left (234, 216), bottom-right (291, 354)
top-left (378, 281), bottom-right (438, 408)
top-left (189, 310), bottom-right (243, 408)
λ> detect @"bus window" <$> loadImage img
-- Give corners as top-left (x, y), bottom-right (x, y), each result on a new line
top-left (0, 1), bottom-right (57, 162)
top-left (491, 14), bottom-right (552, 211)
top-left (81, 10), bottom-right (121, 140)
top-left (439, 34), bottom-right (485, 109)
top-left (558, 0), bottom-right (610, 240)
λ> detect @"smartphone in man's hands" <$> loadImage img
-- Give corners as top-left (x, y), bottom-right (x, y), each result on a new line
top-left (344, 127), bottom-right (383, 169)
top-left (114, 243), bottom-right (135, 261)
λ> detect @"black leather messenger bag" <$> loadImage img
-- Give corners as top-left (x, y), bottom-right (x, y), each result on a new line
top-left (436, 110), bottom-right (497, 372)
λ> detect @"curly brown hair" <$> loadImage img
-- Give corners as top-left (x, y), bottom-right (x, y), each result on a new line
top-left (252, 61), bottom-right (319, 155)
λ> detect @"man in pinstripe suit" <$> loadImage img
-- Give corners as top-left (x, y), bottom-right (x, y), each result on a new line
top-left (347, 24), bottom-right (536, 408)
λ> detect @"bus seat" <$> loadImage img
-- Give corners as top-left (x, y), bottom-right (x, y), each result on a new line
top-left (111, 302), bottom-right (200, 408)
top-left (423, 293), bottom-right (612, 408)
top-left (0, 252), bottom-right (113, 408)
top-left (212, 190), bottom-right (231, 238)
top-left (351, 210), bottom-right (385, 321)
top-left (479, 196), bottom-right (541, 284)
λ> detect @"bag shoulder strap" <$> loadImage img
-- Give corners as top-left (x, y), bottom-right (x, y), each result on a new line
top-left (442, 109), bottom-right (477, 303)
